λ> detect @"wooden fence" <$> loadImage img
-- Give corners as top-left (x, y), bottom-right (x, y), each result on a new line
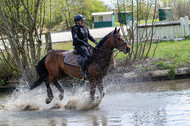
top-left (130, 16), bottom-right (190, 41)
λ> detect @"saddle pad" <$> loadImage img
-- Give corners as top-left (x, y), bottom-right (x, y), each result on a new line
top-left (64, 49), bottom-right (81, 67)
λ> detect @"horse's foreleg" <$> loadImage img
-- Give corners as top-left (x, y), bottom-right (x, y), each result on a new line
top-left (53, 81), bottom-right (64, 101)
top-left (89, 82), bottom-right (96, 101)
top-left (45, 81), bottom-right (53, 104)
top-left (89, 80), bottom-right (97, 101)
top-left (97, 80), bottom-right (105, 98)
top-left (90, 85), bottom-right (96, 101)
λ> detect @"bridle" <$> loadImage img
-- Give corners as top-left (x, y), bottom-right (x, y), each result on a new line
top-left (112, 32), bottom-right (128, 52)
top-left (94, 32), bottom-right (128, 54)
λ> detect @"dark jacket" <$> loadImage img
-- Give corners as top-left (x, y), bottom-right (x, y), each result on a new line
top-left (71, 25), bottom-right (96, 47)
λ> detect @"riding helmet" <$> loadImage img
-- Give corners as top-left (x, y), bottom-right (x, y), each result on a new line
top-left (74, 14), bottom-right (85, 21)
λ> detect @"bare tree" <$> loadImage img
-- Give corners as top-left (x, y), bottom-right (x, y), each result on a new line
top-left (117, 0), bottom-right (158, 63)
top-left (0, 0), bottom-right (45, 82)
top-left (172, 0), bottom-right (190, 18)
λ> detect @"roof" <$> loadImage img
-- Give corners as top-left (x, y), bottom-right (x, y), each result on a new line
top-left (92, 11), bottom-right (114, 16)
top-left (159, 7), bottom-right (172, 10)
top-left (119, 11), bottom-right (131, 13)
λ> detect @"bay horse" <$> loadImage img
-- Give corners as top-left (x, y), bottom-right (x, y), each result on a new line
top-left (29, 27), bottom-right (130, 104)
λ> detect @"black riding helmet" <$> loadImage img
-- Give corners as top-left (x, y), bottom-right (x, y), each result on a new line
top-left (74, 14), bottom-right (85, 22)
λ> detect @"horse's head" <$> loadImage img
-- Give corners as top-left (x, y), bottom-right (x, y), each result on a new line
top-left (112, 27), bottom-right (130, 54)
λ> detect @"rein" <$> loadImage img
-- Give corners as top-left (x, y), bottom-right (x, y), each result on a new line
top-left (95, 47), bottom-right (117, 53)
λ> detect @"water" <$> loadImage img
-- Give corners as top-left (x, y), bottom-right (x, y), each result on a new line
top-left (0, 79), bottom-right (190, 126)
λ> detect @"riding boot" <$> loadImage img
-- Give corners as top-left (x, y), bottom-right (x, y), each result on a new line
top-left (81, 56), bottom-right (89, 78)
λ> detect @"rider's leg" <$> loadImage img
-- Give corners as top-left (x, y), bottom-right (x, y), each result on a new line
top-left (81, 55), bottom-right (90, 78)
top-left (82, 48), bottom-right (90, 78)
top-left (75, 46), bottom-right (90, 78)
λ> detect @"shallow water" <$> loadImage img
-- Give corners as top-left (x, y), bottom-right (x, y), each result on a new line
top-left (0, 79), bottom-right (190, 126)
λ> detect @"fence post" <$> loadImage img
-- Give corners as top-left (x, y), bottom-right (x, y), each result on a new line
top-left (45, 32), bottom-right (52, 53)
top-left (184, 16), bottom-right (189, 36)
top-left (180, 17), bottom-right (185, 37)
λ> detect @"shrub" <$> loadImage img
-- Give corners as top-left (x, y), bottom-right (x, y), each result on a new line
top-left (168, 67), bottom-right (175, 80)
top-left (0, 60), bottom-right (18, 85)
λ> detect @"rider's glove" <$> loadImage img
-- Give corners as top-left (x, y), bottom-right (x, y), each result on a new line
top-left (95, 41), bottom-right (98, 45)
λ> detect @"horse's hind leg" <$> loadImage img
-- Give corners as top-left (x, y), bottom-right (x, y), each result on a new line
top-left (45, 80), bottom-right (54, 104)
top-left (53, 81), bottom-right (64, 101)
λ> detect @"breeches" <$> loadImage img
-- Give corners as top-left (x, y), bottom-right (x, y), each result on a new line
top-left (75, 46), bottom-right (90, 58)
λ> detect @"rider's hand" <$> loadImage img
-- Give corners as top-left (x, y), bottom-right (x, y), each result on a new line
top-left (95, 41), bottom-right (98, 45)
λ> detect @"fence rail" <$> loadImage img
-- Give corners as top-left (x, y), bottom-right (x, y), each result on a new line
top-left (132, 16), bottom-right (190, 41)
top-left (0, 16), bottom-right (190, 50)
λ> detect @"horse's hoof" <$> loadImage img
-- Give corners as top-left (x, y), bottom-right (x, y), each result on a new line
top-left (59, 94), bottom-right (64, 101)
top-left (46, 97), bottom-right (53, 104)
top-left (101, 92), bottom-right (105, 98)
top-left (97, 92), bottom-right (105, 99)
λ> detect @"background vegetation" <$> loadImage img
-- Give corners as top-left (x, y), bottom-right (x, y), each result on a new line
top-left (0, 0), bottom-right (189, 84)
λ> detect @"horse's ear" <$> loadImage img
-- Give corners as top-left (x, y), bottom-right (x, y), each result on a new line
top-left (114, 27), bottom-right (117, 34)
top-left (118, 28), bottom-right (120, 32)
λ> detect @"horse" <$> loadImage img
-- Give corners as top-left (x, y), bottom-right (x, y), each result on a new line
top-left (29, 27), bottom-right (130, 104)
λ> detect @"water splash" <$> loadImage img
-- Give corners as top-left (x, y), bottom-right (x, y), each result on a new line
top-left (0, 80), bottom-right (102, 111)
top-left (65, 92), bottom-right (102, 111)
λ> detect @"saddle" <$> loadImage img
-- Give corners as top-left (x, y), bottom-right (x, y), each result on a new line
top-left (64, 49), bottom-right (92, 67)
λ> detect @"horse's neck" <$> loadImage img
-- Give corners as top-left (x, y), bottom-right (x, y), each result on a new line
top-left (93, 39), bottom-right (114, 70)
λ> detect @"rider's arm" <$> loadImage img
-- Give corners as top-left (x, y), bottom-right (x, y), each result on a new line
top-left (72, 27), bottom-right (89, 47)
top-left (87, 28), bottom-right (98, 45)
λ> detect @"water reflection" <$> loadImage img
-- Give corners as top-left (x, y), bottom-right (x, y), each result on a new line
top-left (0, 79), bottom-right (190, 126)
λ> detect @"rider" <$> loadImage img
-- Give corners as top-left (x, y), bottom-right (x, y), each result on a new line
top-left (71, 14), bottom-right (98, 78)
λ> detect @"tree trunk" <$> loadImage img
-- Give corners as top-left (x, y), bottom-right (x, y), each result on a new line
top-left (45, 32), bottom-right (52, 53)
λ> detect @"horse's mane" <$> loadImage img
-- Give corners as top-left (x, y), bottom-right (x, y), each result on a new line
top-left (96, 32), bottom-right (112, 48)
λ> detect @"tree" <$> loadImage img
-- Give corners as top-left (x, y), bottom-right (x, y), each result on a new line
top-left (172, 0), bottom-right (190, 18)
top-left (43, 0), bottom-right (108, 30)
top-left (159, 0), bottom-right (190, 19)
top-left (116, 0), bottom-right (158, 62)
top-left (0, 0), bottom-right (45, 82)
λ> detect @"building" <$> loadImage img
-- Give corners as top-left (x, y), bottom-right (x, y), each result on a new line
top-left (92, 11), bottom-right (114, 28)
top-left (118, 11), bottom-right (133, 24)
top-left (159, 8), bottom-right (173, 21)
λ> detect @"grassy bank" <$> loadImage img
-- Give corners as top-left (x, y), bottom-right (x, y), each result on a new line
top-left (149, 39), bottom-right (190, 68)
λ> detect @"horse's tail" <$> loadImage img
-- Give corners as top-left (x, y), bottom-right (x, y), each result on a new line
top-left (29, 55), bottom-right (49, 90)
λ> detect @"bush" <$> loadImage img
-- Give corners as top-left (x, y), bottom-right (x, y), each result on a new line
top-left (44, 15), bottom-right (63, 30)
top-left (154, 61), bottom-right (172, 70)
top-left (172, 0), bottom-right (190, 18)
top-left (168, 67), bottom-right (175, 80)
top-left (0, 60), bottom-right (18, 85)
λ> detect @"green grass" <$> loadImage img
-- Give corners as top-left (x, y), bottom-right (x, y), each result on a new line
top-left (114, 19), bottom-right (159, 27)
top-left (139, 18), bottom-right (160, 24)
top-left (51, 39), bottom-right (100, 51)
top-left (149, 39), bottom-right (190, 68)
